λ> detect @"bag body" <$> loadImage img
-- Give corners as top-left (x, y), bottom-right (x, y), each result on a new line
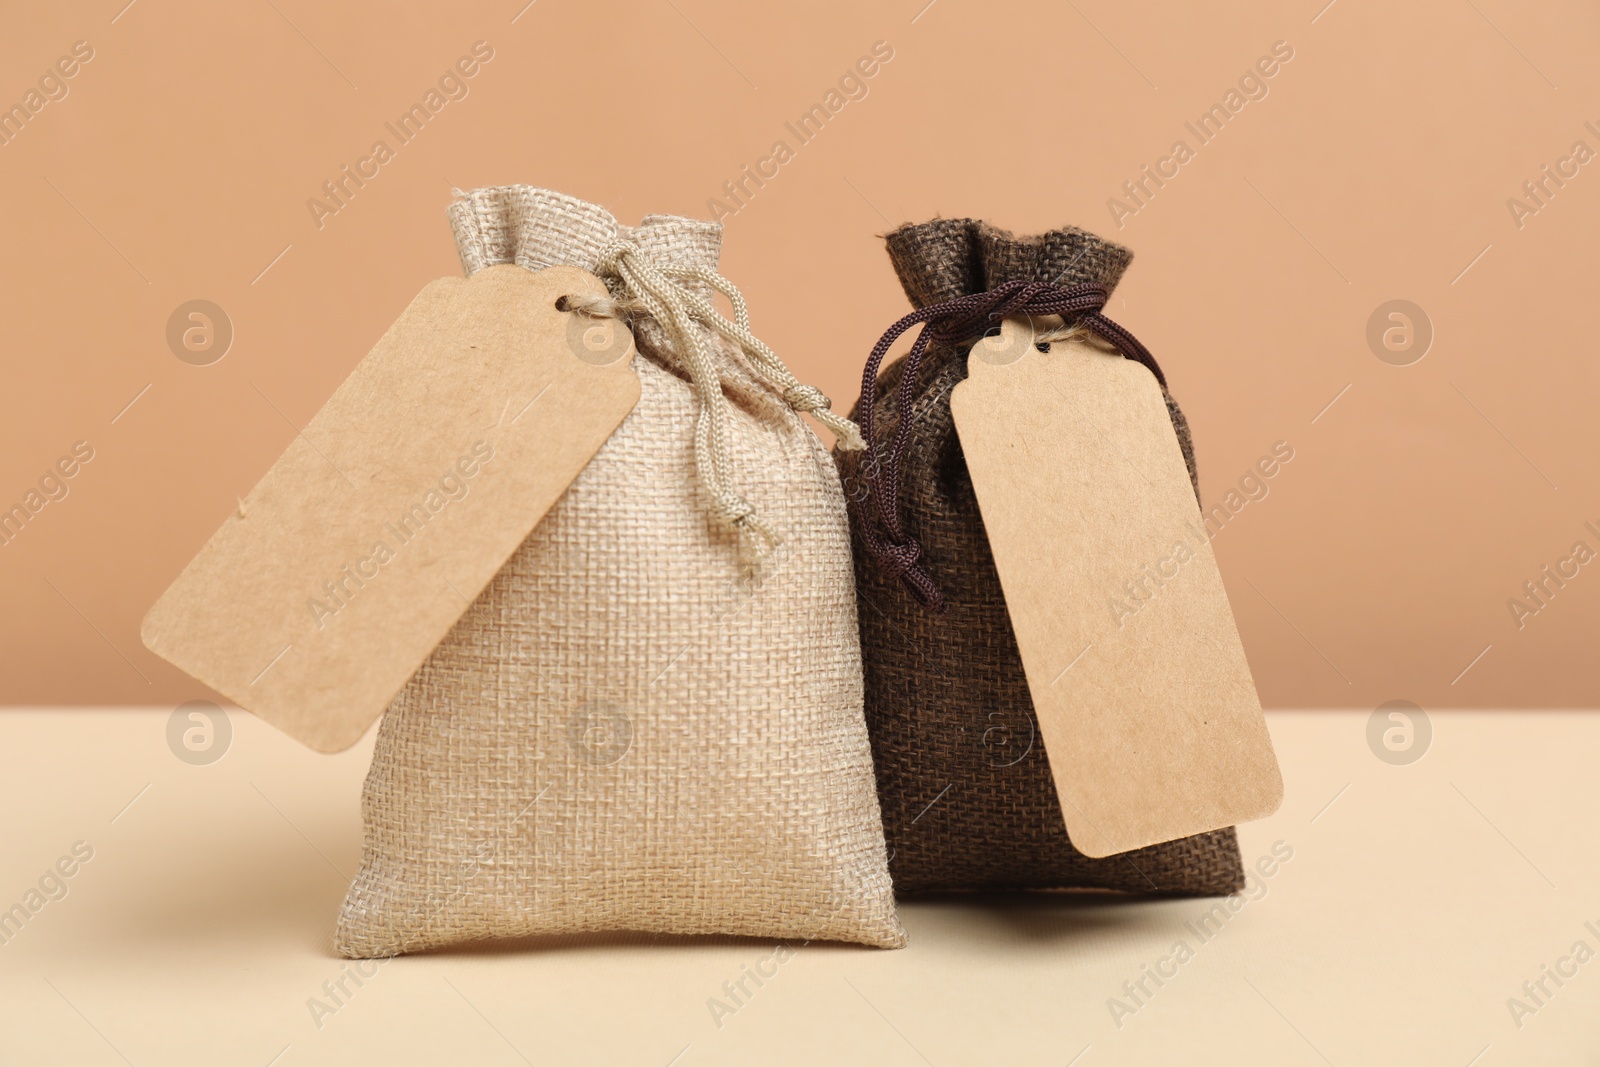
top-left (335, 187), bottom-right (905, 957)
top-left (837, 217), bottom-right (1245, 896)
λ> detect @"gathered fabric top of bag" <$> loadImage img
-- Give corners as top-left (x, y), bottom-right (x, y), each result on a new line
top-left (849, 217), bottom-right (1200, 611)
top-left (449, 186), bottom-right (861, 558)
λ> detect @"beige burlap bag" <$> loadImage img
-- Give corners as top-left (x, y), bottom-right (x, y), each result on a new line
top-left (334, 187), bottom-right (905, 957)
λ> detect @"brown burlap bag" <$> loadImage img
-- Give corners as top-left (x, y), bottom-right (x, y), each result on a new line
top-left (334, 187), bottom-right (905, 957)
top-left (836, 217), bottom-right (1245, 896)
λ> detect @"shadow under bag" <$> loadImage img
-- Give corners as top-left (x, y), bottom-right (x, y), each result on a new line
top-left (836, 217), bottom-right (1245, 896)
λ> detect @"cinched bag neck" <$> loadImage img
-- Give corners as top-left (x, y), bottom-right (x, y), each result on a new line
top-left (852, 280), bottom-right (1166, 613)
top-left (574, 240), bottom-right (864, 558)
top-left (447, 187), bottom-right (861, 561)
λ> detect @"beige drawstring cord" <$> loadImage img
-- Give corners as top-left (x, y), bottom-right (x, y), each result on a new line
top-left (568, 241), bottom-right (863, 557)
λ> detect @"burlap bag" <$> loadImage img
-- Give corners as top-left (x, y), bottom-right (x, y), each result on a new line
top-left (836, 217), bottom-right (1245, 896)
top-left (334, 187), bottom-right (905, 956)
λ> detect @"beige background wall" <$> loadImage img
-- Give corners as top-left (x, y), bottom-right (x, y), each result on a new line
top-left (1, 0), bottom-right (1595, 710)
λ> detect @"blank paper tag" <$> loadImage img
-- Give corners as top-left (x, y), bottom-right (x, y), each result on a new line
top-left (950, 318), bottom-right (1282, 857)
top-left (142, 264), bottom-right (640, 753)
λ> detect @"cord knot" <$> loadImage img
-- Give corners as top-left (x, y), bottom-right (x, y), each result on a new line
top-left (595, 240), bottom-right (638, 278)
top-left (783, 384), bottom-right (830, 413)
top-left (585, 242), bottom-right (863, 559)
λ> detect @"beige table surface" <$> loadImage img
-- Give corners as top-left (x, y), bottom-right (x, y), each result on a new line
top-left (0, 709), bottom-right (1594, 1066)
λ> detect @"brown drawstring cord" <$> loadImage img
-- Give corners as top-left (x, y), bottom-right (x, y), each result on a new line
top-left (852, 280), bottom-right (1167, 614)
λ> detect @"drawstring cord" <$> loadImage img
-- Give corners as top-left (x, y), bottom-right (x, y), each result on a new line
top-left (568, 241), bottom-right (863, 558)
top-left (852, 280), bottom-right (1167, 613)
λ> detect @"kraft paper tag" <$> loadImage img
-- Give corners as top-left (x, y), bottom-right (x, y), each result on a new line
top-left (142, 264), bottom-right (640, 753)
top-left (949, 318), bottom-right (1282, 857)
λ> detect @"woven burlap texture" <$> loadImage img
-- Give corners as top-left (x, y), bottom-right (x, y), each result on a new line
top-left (334, 186), bottom-right (905, 957)
top-left (836, 217), bottom-right (1245, 896)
